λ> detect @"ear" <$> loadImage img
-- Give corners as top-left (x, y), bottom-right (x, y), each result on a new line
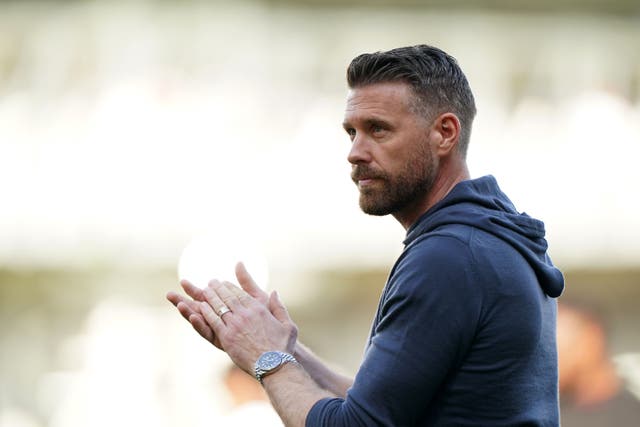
top-left (433, 113), bottom-right (461, 156)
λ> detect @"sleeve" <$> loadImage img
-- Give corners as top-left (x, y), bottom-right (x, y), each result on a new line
top-left (306, 235), bottom-right (483, 427)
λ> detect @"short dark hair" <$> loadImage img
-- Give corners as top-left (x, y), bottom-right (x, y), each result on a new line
top-left (347, 45), bottom-right (476, 157)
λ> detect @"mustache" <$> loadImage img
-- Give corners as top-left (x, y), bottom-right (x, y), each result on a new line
top-left (351, 166), bottom-right (387, 182)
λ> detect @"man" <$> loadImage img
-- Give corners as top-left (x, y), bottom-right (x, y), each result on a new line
top-left (557, 302), bottom-right (640, 426)
top-left (167, 44), bottom-right (565, 426)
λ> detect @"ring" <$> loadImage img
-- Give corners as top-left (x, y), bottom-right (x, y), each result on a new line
top-left (217, 305), bottom-right (231, 316)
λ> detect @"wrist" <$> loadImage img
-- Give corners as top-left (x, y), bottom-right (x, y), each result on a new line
top-left (254, 351), bottom-right (299, 384)
top-left (293, 341), bottom-right (311, 361)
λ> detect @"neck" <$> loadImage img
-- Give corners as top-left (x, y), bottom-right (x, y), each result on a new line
top-left (394, 161), bottom-right (470, 230)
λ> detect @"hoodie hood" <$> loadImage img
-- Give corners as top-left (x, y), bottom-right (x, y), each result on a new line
top-left (404, 175), bottom-right (564, 298)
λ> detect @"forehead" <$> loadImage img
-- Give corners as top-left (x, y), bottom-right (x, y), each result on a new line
top-left (344, 82), bottom-right (416, 123)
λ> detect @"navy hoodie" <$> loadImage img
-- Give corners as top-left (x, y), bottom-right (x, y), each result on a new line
top-left (307, 176), bottom-right (564, 427)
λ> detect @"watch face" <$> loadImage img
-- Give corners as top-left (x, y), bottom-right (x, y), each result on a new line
top-left (258, 351), bottom-right (283, 371)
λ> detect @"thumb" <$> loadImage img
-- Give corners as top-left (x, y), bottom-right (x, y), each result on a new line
top-left (235, 262), bottom-right (268, 303)
top-left (268, 291), bottom-right (291, 324)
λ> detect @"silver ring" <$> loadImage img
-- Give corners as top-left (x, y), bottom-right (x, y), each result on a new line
top-left (218, 305), bottom-right (231, 316)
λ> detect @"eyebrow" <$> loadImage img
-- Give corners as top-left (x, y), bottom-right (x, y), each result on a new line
top-left (342, 117), bottom-right (391, 130)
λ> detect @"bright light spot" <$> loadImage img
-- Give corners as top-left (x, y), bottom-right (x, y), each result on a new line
top-left (615, 352), bottom-right (640, 400)
top-left (178, 234), bottom-right (269, 290)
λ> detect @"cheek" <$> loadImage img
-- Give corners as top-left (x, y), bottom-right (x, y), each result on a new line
top-left (378, 133), bottom-right (433, 175)
top-left (408, 142), bottom-right (436, 174)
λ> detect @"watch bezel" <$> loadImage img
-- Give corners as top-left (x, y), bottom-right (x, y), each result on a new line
top-left (257, 351), bottom-right (284, 371)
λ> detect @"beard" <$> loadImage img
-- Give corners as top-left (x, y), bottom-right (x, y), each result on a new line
top-left (352, 147), bottom-right (437, 217)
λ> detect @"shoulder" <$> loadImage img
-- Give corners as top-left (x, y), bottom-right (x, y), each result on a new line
top-left (394, 230), bottom-right (478, 287)
top-left (384, 231), bottom-right (483, 311)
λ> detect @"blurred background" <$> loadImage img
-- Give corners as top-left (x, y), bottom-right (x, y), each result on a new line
top-left (1, 0), bottom-right (639, 426)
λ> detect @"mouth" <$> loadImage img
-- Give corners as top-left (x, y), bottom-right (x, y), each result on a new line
top-left (351, 167), bottom-right (385, 189)
top-left (352, 176), bottom-right (382, 190)
top-left (356, 178), bottom-right (376, 186)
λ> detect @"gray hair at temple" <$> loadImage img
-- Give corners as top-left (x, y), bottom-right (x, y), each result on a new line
top-left (347, 45), bottom-right (477, 158)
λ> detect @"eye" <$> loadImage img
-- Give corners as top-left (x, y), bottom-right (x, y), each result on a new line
top-left (371, 124), bottom-right (387, 137)
top-left (345, 128), bottom-right (356, 140)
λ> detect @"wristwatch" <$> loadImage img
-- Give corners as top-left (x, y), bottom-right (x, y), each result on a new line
top-left (254, 351), bottom-right (298, 384)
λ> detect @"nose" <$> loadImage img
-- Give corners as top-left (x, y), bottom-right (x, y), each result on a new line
top-left (347, 134), bottom-right (372, 165)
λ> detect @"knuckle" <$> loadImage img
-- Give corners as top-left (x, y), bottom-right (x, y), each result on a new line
top-left (290, 324), bottom-right (299, 337)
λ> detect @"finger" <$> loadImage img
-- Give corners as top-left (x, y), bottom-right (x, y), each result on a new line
top-left (169, 288), bottom-right (223, 347)
top-left (235, 262), bottom-right (268, 303)
top-left (174, 300), bottom-right (219, 347)
top-left (188, 313), bottom-right (216, 343)
top-left (208, 280), bottom-right (247, 312)
top-left (166, 291), bottom-right (183, 307)
top-left (169, 283), bottom-right (206, 315)
top-left (226, 282), bottom-right (256, 303)
top-left (222, 280), bottom-right (254, 307)
top-left (168, 289), bottom-right (199, 323)
top-left (199, 300), bottom-right (226, 333)
top-left (203, 282), bottom-right (236, 316)
top-left (269, 290), bottom-right (292, 324)
top-left (180, 280), bottom-right (205, 301)
top-left (168, 291), bottom-right (199, 311)
top-left (175, 298), bottom-right (203, 319)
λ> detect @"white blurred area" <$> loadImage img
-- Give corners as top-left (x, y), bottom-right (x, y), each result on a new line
top-left (1, 2), bottom-right (640, 427)
top-left (1, 2), bottom-right (639, 273)
top-left (42, 300), bottom-right (234, 427)
top-left (178, 233), bottom-right (270, 288)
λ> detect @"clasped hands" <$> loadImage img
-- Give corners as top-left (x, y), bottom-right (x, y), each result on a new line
top-left (166, 262), bottom-right (298, 376)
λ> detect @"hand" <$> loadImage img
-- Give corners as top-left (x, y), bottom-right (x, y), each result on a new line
top-left (166, 262), bottom-right (270, 349)
top-left (198, 280), bottom-right (298, 375)
top-left (166, 278), bottom-right (218, 346)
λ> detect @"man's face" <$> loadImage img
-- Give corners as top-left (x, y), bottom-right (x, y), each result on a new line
top-left (343, 82), bottom-right (438, 218)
